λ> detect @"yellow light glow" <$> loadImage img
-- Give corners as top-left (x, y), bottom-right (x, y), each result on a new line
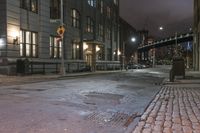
top-left (0, 38), bottom-right (5, 47)
top-left (83, 42), bottom-right (88, 50)
top-left (9, 28), bottom-right (19, 38)
top-left (118, 50), bottom-right (121, 55)
top-left (96, 46), bottom-right (100, 52)
top-left (77, 45), bottom-right (79, 49)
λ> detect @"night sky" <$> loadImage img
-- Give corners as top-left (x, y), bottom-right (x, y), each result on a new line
top-left (120, 0), bottom-right (193, 39)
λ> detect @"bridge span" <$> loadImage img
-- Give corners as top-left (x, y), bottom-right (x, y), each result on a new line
top-left (138, 32), bottom-right (193, 51)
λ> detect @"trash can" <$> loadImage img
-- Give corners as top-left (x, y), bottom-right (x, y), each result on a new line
top-left (169, 57), bottom-right (185, 82)
top-left (172, 58), bottom-right (185, 77)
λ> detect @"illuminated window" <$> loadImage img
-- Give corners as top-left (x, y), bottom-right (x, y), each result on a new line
top-left (50, 36), bottom-right (61, 58)
top-left (88, 0), bottom-right (96, 7)
top-left (71, 9), bottom-right (80, 28)
top-left (20, 30), bottom-right (38, 57)
top-left (30, 0), bottom-right (38, 12)
top-left (72, 40), bottom-right (80, 60)
top-left (86, 17), bottom-right (94, 33)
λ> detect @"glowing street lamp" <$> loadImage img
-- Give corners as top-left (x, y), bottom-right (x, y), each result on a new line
top-left (122, 37), bottom-right (137, 70)
top-left (159, 26), bottom-right (164, 31)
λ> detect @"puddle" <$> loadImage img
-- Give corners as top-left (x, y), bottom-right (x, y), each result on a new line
top-left (84, 92), bottom-right (124, 106)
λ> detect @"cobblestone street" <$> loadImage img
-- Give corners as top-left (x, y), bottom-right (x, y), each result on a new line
top-left (133, 84), bottom-right (200, 133)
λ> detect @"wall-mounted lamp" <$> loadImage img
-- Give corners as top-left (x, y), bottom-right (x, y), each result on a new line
top-left (118, 49), bottom-right (121, 55)
top-left (83, 42), bottom-right (88, 50)
top-left (13, 36), bottom-right (19, 45)
top-left (96, 45), bottom-right (100, 52)
top-left (0, 38), bottom-right (5, 47)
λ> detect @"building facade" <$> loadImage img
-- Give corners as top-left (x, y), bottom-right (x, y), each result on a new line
top-left (0, 0), bottom-right (120, 74)
top-left (194, 0), bottom-right (200, 71)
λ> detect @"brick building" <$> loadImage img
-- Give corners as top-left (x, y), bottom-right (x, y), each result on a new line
top-left (0, 0), bottom-right (120, 74)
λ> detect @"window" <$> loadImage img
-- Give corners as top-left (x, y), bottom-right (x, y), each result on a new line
top-left (88, 0), bottom-right (96, 7)
top-left (20, 0), bottom-right (29, 10)
top-left (114, 25), bottom-right (118, 42)
top-left (20, 0), bottom-right (38, 13)
top-left (114, 0), bottom-right (118, 5)
top-left (72, 40), bottom-right (80, 60)
top-left (50, 0), bottom-right (60, 19)
top-left (100, 0), bottom-right (104, 14)
top-left (106, 27), bottom-right (111, 40)
top-left (107, 48), bottom-right (112, 61)
top-left (50, 36), bottom-right (62, 58)
top-left (30, 0), bottom-right (38, 12)
top-left (97, 46), bottom-right (104, 61)
top-left (20, 30), bottom-right (38, 57)
top-left (107, 6), bottom-right (111, 18)
top-left (98, 24), bottom-right (104, 37)
top-left (71, 9), bottom-right (80, 28)
top-left (86, 17), bottom-right (94, 33)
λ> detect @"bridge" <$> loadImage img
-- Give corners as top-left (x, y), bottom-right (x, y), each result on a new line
top-left (138, 32), bottom-right (193, 51)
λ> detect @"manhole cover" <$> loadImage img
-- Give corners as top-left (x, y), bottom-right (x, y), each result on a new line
top-left (86, 111), bottom-right (138, 127)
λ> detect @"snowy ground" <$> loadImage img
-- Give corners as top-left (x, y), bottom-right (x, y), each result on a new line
top-left (0, 68), bottom-right (169, 133)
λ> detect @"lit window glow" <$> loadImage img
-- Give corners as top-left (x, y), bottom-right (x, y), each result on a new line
top-left (0, 38), bottom-right (5, 47)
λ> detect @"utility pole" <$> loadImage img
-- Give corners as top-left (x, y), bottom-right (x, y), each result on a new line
top-left (60, 0), bottom-right (66, 76)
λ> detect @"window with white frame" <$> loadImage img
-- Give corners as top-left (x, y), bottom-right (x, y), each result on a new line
top-left (71, 9), bottom-right (80, 28)
top-left (86, 17), bottom-right (94, 33)
top-left (50, 36), bottom-right (62, 58)
top-left (88, 0), bottom-right (96, 7)
top-left (72, 40), bottom-right (80, 60)
top-left (20, 0), bottom-right (38, 13)
top-left (20, 30), bottom-right (38, 57)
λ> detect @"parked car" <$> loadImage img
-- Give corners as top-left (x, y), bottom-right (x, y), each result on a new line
top-left (132, 64), bottom-right (142, 69)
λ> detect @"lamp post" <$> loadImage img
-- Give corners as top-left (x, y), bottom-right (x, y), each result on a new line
top-left (122, 37), bottom-right (136, 70)
top-left (186, 42), bottom-right (190, 69)
top-left (60, 0), bottom-right (66, 76)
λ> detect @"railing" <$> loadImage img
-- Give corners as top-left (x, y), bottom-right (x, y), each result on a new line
top-left (15, 60), bottom-right (121, 75)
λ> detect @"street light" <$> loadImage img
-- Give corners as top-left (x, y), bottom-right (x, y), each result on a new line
top-left (122, 37), bottom-right (136, 70)
top-left (159, 26), bottom-right (164, 31)
top-left (60, 0), bottom-right (66, 76)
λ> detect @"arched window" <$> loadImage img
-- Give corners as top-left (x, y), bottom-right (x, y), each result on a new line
top-left (71, 9), bottom-right (80, 28)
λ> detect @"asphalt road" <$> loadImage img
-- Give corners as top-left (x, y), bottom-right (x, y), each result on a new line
top-left (0, 67), bottom-right (169, 133)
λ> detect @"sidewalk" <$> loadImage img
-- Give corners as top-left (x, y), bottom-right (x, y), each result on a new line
top-left (132, 71), bottom-right (200, 133)
top-left (0, 70), bottom-right (122, 86)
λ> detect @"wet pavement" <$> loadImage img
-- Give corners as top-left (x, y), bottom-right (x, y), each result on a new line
top-left (0, 68), bottom-right (168, 133)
